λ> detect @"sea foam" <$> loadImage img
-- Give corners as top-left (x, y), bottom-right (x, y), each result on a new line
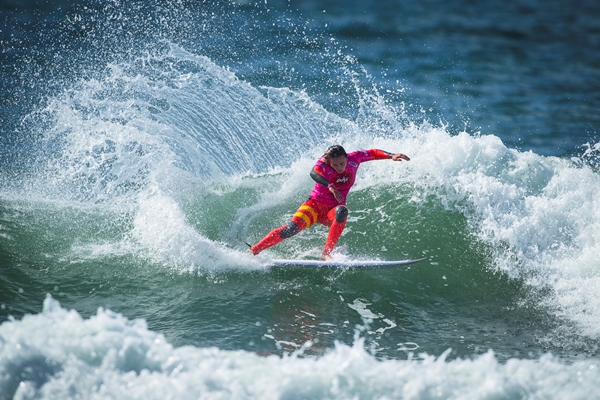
top-left (0, 296), bottom-right (598, 400)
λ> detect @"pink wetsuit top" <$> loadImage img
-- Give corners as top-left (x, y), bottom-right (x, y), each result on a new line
top-left (309, 149), bottom-right (392, 206)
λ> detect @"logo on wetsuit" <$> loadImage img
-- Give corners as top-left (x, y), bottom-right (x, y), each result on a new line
top-left (336, 174), bottom-right (351, 185)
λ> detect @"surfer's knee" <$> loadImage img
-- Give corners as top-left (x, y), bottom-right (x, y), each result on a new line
top-left (335, 206), bottom-right (348, 223)
top-left (279, 222), bottom-right (300, 238)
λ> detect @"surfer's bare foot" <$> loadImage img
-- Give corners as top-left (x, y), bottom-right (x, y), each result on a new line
top-left (321, 254), bottom-right (332, 261)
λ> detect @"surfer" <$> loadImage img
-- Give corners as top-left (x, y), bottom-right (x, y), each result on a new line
top-left (248, 145), bottom-right (410, 259)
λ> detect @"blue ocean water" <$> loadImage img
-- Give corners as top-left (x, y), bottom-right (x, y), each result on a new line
top-left (1, 0), bottom-right (600, 398)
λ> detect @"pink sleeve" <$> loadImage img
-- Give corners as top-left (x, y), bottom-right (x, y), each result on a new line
top-left (351, 149), bottom-right (392, 162)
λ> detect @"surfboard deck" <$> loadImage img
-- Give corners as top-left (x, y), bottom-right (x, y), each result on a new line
top-left (267, 257), bottom-right (427, 269)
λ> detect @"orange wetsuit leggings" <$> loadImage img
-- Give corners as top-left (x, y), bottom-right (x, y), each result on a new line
top-left (250, 198), bottom-right (348, 256)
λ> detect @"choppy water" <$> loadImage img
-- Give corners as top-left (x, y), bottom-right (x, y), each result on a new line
top-left (1, 0), bottom-right (600, 399)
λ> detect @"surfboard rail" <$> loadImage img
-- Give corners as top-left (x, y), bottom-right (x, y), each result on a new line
top-left (267, 257), bottom-right (427, 269)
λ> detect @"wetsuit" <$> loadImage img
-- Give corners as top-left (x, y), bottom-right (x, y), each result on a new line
top-left (249, 149), bottom-right (393, 256)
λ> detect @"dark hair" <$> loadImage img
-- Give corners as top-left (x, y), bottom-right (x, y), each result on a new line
top-left (323, 145), bottom-right (347, 160)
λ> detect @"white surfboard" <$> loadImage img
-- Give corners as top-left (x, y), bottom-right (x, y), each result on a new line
top-left (268, 257), bottom-right (426, 269)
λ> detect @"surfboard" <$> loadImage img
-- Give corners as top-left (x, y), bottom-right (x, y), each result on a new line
top-left (268, 257), bottom-right (426, 269)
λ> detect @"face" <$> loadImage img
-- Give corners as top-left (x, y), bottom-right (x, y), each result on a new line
top-left (328, 155), bottom-right (347, 173)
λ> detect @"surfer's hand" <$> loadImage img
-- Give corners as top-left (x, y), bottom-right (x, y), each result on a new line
top-left (391, 153), bottom-right (410, 161)
top-left (329, 185), bottom-right (343, 202)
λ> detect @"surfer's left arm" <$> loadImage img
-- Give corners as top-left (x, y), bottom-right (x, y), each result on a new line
top-left (366, 149), bottom-right (410, 162)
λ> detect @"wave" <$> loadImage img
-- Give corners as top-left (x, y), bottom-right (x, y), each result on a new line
top-left (2, 42), bottom-right (600, 348)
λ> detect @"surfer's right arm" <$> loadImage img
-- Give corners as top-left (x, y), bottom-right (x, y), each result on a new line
top-left (310, 167), bottom-right (330, 187)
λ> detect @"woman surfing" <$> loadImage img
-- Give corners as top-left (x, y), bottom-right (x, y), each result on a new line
top-left (248, 145), bottom-right (410, 260)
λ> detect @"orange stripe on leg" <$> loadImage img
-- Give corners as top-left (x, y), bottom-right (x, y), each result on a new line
top-left (293, 211), bottom-right (312, 228)
top-left (298, 205), bottom-right (318, 224)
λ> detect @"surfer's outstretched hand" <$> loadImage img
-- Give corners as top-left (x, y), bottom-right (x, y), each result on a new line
top-left (391, 153), bottom-right (410, 161)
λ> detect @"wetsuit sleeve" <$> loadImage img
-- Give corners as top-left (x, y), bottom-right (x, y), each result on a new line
top-left (310, 166), bottom-right (330, 187)
top-left (369, 149), bottom-right (393, 160)
top-left (352, 149), bottom-right (394, 162)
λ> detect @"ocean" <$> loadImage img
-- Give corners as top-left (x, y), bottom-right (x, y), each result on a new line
top-left (1, 0), bottom-right (600, 398)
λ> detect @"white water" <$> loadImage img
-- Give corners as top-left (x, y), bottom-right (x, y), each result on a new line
top-left (399, 127), bottom-right (600, 340)
top-left (0, 296), bottom-right (598, 400)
